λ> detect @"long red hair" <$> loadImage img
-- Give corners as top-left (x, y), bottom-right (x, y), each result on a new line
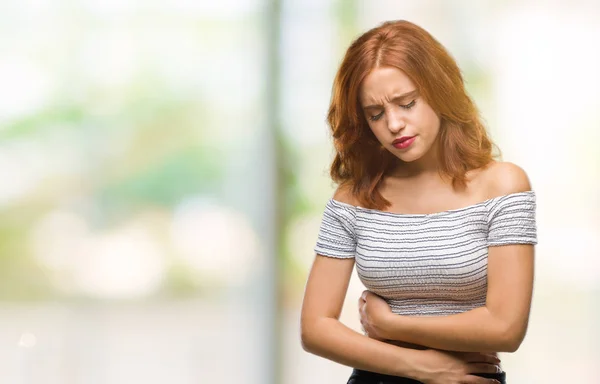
top-left (328, 20), bottom-right (499, 209)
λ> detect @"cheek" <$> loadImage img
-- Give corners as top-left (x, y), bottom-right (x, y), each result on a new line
top-left (426, 114), bottom-right (441, 134)
top-left (367, 123), bottom-right (386, 141)
top-left (414, 107), bottom-right (440, 134)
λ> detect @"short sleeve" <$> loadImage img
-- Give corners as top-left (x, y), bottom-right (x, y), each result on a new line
top-left (314, 199), bottom-right (357, 259)
top-left (486, 191), bottom-right (538, 246)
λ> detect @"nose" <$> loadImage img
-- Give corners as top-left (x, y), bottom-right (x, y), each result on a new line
top-left (386, 107), bottom-right (406, 134)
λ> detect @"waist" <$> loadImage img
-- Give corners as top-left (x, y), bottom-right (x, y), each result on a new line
top-left (382, 340), bottom-right (499, 358)
top-left (380, 340), bottom-right (501, 371)
top-left (348, 369), bottom-right (506, 384)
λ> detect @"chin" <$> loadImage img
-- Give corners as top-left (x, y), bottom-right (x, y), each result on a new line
top-left (396, 152), bottom-right (423, 163)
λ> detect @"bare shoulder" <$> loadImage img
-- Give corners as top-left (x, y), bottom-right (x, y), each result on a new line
top-left (332, 182), bottom-right (359, 206)
top-left (482, 161), bottom-right (533, 198)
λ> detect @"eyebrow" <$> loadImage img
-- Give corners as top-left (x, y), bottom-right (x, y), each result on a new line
top-left (362, 89), bottom-right (419, 111)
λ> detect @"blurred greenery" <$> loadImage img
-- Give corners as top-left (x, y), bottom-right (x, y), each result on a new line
top-left (0, 221), bottom-right (54, 300)
top-left (0, 77), bottom-right (225, 300)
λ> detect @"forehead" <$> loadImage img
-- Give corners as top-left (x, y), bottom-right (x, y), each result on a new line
top-left (360, 66), bottom-right (416, 105)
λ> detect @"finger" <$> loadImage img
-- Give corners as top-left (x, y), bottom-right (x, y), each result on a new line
top-left (462, 376), bottom-right (501, 384)
top-left (361, 290), bottom-right (369, 301)
top-left (476, 353), bottom-right (500, 363)
top-left (360, 314), bottom-right (368, 328)
top-left (360, 322), bottom-right (369, 336)
top-left (465, 363), bottom-right (501, 375)
top-left (464, 353), bottom-right (501, 364)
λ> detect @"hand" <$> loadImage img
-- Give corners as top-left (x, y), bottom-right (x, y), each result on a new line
top-left (358, 290), bottom-right (393, 341)
top-left (416, 349), bottom-right (503, 384)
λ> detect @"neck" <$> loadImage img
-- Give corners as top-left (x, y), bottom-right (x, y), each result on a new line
top-left (390, 165), bottom-right (440, 181)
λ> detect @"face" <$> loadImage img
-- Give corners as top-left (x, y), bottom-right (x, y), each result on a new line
top-left (359, 66), bottom-right (441, 164)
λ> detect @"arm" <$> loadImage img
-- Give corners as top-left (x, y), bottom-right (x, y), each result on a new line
top-left (301, 254), bottom-right (424, 378)
top-left (360, 162), bottom-right (535, 352)
top-left (301, 254), bottom-right (503, 382)
top-left (368, 243), bottom-right (534, 352)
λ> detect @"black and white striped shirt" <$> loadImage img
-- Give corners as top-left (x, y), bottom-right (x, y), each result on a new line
top-left (314, 191), bottom-right (537, 316)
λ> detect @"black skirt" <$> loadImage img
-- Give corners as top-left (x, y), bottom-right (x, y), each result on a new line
top-left (347, 368), bottom-right (506, 384)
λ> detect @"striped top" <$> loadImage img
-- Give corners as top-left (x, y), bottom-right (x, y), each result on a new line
top-left (314, 191), bottom-right (537, 316)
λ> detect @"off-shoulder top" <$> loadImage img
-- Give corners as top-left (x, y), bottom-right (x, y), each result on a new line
top-left (313, 191), bottom-right (538, 316)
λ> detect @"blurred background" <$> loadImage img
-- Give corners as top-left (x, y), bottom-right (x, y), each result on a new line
top-left (0, 0), bottom-right (598, 383)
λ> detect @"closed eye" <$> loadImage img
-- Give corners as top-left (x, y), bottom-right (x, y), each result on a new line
top-left (369, 111), bottom-right (384, 121)
top-left (400, 100), bottom-right (416, 110)
top-left (368, 100), bottom-right (416, 121)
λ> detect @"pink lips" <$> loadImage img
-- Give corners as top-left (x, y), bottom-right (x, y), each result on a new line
top-left (392, 136), bottom-right (416, 149)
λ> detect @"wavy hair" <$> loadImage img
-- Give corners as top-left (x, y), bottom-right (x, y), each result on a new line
top-left (328, 20), bottom-right (499, 209)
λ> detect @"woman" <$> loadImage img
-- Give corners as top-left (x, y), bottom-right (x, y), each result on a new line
top-left (300, 20), bottom-right (537, 384)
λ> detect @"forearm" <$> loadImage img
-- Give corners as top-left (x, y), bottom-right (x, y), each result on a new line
top-left (301, 316), bottom-right (427, 379)
top-left (382, 307), bottom-right (525, 353)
